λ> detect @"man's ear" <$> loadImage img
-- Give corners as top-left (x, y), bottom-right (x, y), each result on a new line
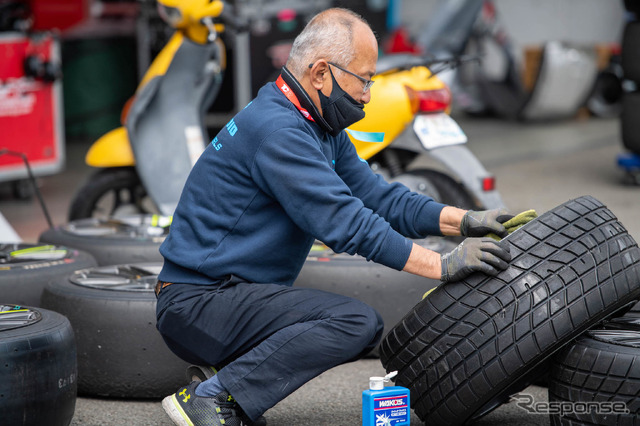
top-left (308, 60), bottom-right (330, 91)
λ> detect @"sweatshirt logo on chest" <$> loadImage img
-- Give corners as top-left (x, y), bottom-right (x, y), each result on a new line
top-left (211, 118), bottom-right (239, 151)
top-left (226, 119), bottom-right (238, 136)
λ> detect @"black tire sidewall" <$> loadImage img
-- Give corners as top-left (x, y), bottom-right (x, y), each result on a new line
top-left (0, 307), bottom-right (77, 426)
top-left (0, 245), bottom-right (96, 307)
top-left (39, 224), bottom-right (163, 266)
top-left (40, 267), bottom-right (190, 398)
top-left (622, 21), bottom-right (640, 83)
top-left (621, 91), bottom-right (640, 156)
top-left (407, 169), bottom-right (479, 210)
top-left (67, 167), bottom-right (145, 221)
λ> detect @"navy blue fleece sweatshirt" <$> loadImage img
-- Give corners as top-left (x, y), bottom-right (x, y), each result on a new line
top-left (158, 77), bottom-right (445, 286)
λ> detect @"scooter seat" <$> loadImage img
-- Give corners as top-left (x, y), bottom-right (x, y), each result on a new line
top-left (376, 53), bottom-right (428, 74)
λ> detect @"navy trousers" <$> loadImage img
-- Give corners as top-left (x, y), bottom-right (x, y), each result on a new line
top-left (156, 276), bottom-right (384, 421)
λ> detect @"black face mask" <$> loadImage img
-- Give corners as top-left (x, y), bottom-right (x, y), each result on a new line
top-left (318, 69), bottom-right (365, 136)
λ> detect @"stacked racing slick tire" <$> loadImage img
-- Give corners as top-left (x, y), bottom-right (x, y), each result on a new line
top-left (548, 313), bottom-right (640, 424)
top-left (0, 243), bottom-right (96, 307)
top-left (379, 196), bottom-right (640, 425)
top-left (40, 263), bottom-right (190, 398)
top-left (38, 214), bottom-right (170, 266)
top-left (0, 305), bottom-right (77, 426)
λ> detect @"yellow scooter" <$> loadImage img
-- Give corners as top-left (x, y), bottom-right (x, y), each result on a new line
top-left (68, 1), bottom-right (503, 220)
top-left (347, 53), bottom-right (504, 210)
top-left (68, 0), bottom-right (233, 219)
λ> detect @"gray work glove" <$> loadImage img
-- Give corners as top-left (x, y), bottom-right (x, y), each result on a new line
top-left (460, 208), bottom-right (514, 238)
top-left (441, 237), bottom-right (511, 283)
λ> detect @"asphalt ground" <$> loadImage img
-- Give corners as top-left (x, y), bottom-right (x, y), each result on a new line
top-left (3, 113), bottom-right (638, 425)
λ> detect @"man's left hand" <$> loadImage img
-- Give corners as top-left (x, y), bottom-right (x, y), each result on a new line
top-left (460, 208), bottom-right (513, 238)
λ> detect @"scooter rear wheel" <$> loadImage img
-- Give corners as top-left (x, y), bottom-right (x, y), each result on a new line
top-left (406, 169), bottom-right (478, 209)
top-left (68, 167), bottom-right (157, 221)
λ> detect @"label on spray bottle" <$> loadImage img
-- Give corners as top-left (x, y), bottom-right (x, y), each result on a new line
top-left (371, 393), bottom-right (409, 425)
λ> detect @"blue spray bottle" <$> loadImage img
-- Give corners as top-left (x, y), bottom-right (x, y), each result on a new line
top-left (362, 371), bottom-right (410, 426)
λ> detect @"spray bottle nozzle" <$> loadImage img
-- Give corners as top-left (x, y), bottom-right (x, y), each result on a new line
top-left (369, 371), bottom-right (398, 390)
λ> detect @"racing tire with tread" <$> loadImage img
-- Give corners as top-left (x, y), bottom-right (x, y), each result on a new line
top-left (548, 318), bottom-right (640, 424)
top-left (0, 305), bottom-right (77, 426)
top-left (379, 195), bottom-right (640, 425)
top-left (40, 263), bottom-right (190, 398)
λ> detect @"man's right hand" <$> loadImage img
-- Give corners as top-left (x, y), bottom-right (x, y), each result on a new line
top-left (441, 237), bottom-right (511, 283)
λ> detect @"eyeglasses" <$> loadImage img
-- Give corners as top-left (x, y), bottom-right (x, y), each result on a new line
top-left (327, 61), bottom-right (375, 94)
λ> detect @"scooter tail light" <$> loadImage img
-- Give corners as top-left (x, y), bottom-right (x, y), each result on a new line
top-left (481, 176), bottom-right (496, 192)
top-left (120, 95), bottom-right (136, 125)
top-left (405, 86), bottom-right (451, 114)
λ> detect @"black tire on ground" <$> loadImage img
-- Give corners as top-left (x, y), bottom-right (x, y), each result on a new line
top-left (549, 318), bottom-right (640, 424)
top-left (67, 166), bottom-right (155, 221)
top-left (39, 215), bottom-right (169, 266)
top-left (586, 65), bottom-right (624, 119)
top-left (621, 91), bottom-right (640, 156)
top-left (294, 237), bottom-right (458, 357)
top-left (625, 0), bottom-right (640, 16)
top-left (379, 195), bottom-right (640, 425)
top-left (0, 243), bottom-right (97, 306)
top-left (406, 169), bottom-right (479, 210)
top-left (40, 263), bottom-right (190, 398)
top-left (0, 305), bottom-right (77, 426)
top-left (622, 21), bottom-right (640, 83)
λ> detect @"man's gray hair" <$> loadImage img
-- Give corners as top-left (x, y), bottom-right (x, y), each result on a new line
top-left (286, 8), bottom-right (369, 77)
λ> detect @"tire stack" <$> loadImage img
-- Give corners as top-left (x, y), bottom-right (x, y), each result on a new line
top-left (39, 214), bottom-right (169, 266)
top-left (0, 244), bottom-right (97, 425)
top-left (33, 214), bottom-right (194, 399)
top-left (0, 243), bottom-right (97, 307)
top-left (0, 305), bottom-right (78, 426)
top-left (379, 196), bottom-right (640, 425)
top-left (40, 263), bottom-right (190, 398)
top-left (621, 3), bottom-right (640, 159)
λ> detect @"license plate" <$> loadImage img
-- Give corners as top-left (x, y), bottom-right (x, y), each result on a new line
top-left (413, 113), bottom-right (467, 150)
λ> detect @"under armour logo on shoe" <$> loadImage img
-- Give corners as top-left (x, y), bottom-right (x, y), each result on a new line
top-left (179, 388), bottom-right (191, 402)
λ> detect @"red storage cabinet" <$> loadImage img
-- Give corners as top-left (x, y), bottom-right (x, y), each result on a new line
top-left (0, 32), bottom-right (64, 182)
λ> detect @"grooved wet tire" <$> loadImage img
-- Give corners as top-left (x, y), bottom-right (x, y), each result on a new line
top-left (0, 243), bottom-right (96, 307)
top-left (379, 196), bottom-right (640, 425)
top-left (549, 328), bottom-right (640, 424)
top-left (0, 305), bottom-right (77, 426)
top-left (39, 215), bottom-right (169, 266)
top-left (40, 263), bottom-right (190, 398)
